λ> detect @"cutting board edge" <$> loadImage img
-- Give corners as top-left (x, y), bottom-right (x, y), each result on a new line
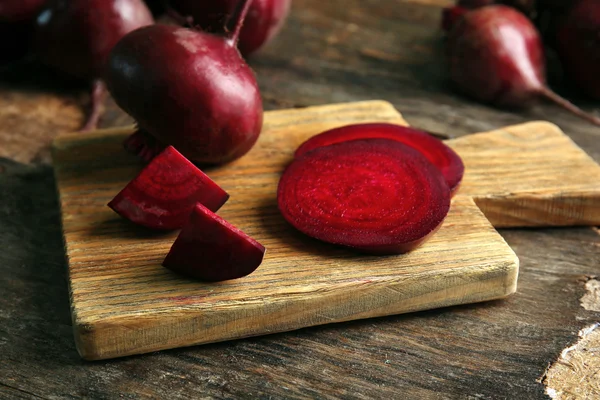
top-left (72, 255), bottom-right (519, 361)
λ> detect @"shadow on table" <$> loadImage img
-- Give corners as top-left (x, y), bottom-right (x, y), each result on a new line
top-left (0, 159), bottom-right (81, 364)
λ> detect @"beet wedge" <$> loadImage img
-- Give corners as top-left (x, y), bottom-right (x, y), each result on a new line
top-left (108, 146), bottom-right (229, 230)
top-left (163, 203), bottom-right (266, 281)
top-left (294, 123), bottom-right (464, 194)
top-left (279, 139), bottom-right (451, 255)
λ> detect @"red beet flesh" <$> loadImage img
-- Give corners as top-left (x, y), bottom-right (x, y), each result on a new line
top-left (163, 203), bottom-right (266, 281)
top-left (108, 146), bottom-right (229, 230)
top-left (447, 5), bottom-right (600, 126)
top-left (106, 0), bottom-right (263, 164)
top-left (278, 139), bottom-right (451, 255)
top-left (168, 0), bottom-right (291, 56)
top-left (556, 0), bottom-right (600, 99)
top-left (294, 123), bottom-right (464, 195)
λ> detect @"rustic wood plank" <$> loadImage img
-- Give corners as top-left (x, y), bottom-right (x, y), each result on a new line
top-left (52, 101), bottom-right (518, 360)
top-left (449, 121), bottom-right (600, 227)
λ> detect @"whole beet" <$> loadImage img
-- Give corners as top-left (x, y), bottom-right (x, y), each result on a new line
top-left (556, 0), bottom-right (600, 99)
top-left (457, 0), bottom-right (495, 7)
top-left (536, 0), bottom-right (580, 47)
top-left (444, 0), bottom-right (536, 32)
top-left (0, 0), bottom-right (47, 62)
top-left (458, 0), bottom-right (536, 14)
top-left (34, 0), bottom-right (154, 130)
top-left (35, 0), bottom-right (153, 80)
top-left (447, 5), bottom-right (600, 125)
top-left (168, 0), bottom-right (291, 56)
top-left (0, 0), bottom-right (47, 22)
top-left (106, 0), bottom-right (263, 165)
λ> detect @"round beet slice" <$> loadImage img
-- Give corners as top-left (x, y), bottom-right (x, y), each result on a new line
top-left (294, 123), bottom-right (464, 194)
top-left (278, 139), bottom-right (451, 255)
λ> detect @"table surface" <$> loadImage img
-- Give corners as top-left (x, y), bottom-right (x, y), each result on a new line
top-left (1, 0), bottom-right (599, 399)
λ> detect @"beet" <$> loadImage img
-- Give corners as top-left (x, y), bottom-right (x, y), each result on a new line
top-left (168, 0), bottom-right (291, 56)
top-left (0, 0), bottom-right (46, 22)
top-left (278, 139), bottom-right (450, 255)
top-left (457, 0), bottom-right (495, 7)
top-left (442, 6), bottom-right (469, 32)
top-left (34, 0), bottom-right (154, 130)
top-left (108, 146), bottom-right (229, 230)
top-left (447, 5), bottom-right (600, 126)
top-left (536, 0), bottom-right (579, 46)
top-left (143, 0), bottom-right (166, 16)
top-left (457, 0), bottom-right (536, 14)
top-left (294, 123), bottom-right (464, 195)
top-left (0, 0), bottom-right (46, 63)
top-left (106, 0), bottom-right (263, 165)
top-left (163, 203), bottom-right (266, 281)
top-left (556, 0), bottom-right (600, 99)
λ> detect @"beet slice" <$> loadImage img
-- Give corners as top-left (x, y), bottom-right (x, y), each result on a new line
top-left (294, 123), bottom-right (464, 194)
top-left (108, 146), bottom-right (229, 230)
top-left (163, 203), bottom-right (266, 281)
top-left (279, 139), bottom-right (451, 255)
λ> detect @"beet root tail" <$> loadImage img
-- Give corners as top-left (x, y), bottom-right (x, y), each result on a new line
top-left (539, 87), bottom-right (600, 127)
top-left (80, 80), bottom-right (107, 132)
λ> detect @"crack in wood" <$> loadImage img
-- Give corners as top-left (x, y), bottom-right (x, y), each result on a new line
top-left (0, 381), bottom-right (50, 400)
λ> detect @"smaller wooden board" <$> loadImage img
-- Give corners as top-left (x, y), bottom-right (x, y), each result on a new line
top-left (449, 122), bottom-right (600, 227)
top-left (52, 101), bottom-right (518, 360)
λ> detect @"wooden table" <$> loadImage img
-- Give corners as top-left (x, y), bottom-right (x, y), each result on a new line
top-left (1, 0), bottom-right (599, 398)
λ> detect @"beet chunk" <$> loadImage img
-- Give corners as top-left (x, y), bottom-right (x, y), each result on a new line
top-left (108, 146), bottom-right (229, 230)
top-left (163, 203), bottom-right (266, 281)
top-left (279, 139), bottom-right (451, 255)
top-left (294, 123), bottom-right (464, 195)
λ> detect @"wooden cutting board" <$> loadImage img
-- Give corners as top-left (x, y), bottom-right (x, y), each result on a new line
top-left (52, 100), bottom-right (600, 360)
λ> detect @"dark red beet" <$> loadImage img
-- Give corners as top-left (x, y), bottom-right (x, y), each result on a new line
top-left (536, 0), bottom-right (579, 45)
top-left (163, 203), bottom-right (266, 281)
top-left (294, 123), bottom-right (464, 195)
top-left (0, 0), bottom-right (46, 63)
top-left (442, 6), bottom-right (469, 32)
top-left (278, 139), bottom-right (450, 255)
top-left (34, 0), bottom-right (154, 130)
top-left (108, 146), bottom-right (229, 230)
top-left (168, 0), bottom-right (291, 56)
top-left (106, 0), bottom-right (263, 165)
top-left (143, 0), bottom-right (166, 16)
top-left (0, 0), bottom-right (46, 22)
top-left (447, 5), bottom-right (600, 126)
top-left (556, 0), bottom-right (600, 99)
top-left (458, 0), bottom-right (495, 7)
top-left (457, 0), bottom-right (536, 15)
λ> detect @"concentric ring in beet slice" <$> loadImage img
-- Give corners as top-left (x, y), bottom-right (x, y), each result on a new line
top-left (294, 123), bottom-right (464, 194)
top-left (108, 146), bottom-right (229, 230)
top-left (278, 139), bottom-right (451, 255)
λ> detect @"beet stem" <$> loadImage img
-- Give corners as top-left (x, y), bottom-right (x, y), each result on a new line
top-left (539, 87), bottom-right (600, 127)
top-left (227, 0), bottom-right (253, 44)
top-left (81, 80), bottom-right (107, 132)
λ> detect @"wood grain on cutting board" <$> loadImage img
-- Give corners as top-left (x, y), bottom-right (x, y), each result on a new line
top-left (449, 122), bottom-right (600, 227)
top-left (52, 100), bottom-right (600, 360)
